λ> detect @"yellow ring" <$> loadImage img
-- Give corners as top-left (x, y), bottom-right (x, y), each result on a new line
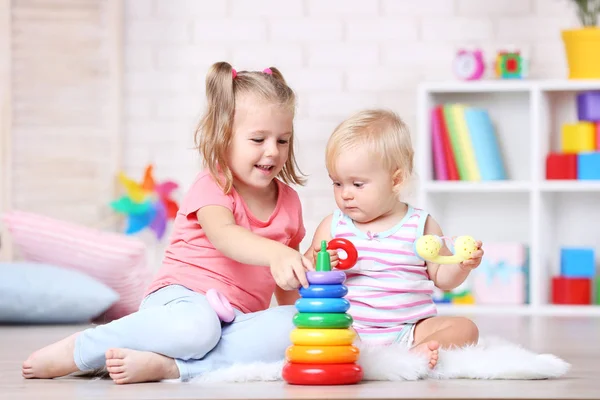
top-left (285, 345), bottom-right (360, 364)
top-left (290, 328), bottom-right (356, 346)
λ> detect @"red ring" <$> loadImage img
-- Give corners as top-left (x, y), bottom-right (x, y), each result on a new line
top-left (282, 362), bottom-right (363, 385)
top-left (327, 238), bottom-right (358, 270)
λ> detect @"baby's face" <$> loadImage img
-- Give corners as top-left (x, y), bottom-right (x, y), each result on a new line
top-left (329, 147), bottom-right (398, 224)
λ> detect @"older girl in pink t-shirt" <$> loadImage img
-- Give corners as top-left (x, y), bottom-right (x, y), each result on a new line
top-left (23, 62), bottom-right (314, 384)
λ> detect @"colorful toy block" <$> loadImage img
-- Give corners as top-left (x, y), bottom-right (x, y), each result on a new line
top-left (577, 152), bottom-right (600, 180)
top-left (545, 153), bottom-right (577, 180)
top-left (596, 278), bottom-right (600, 305)
top-left (577, 91), bottom-right (600, 121)
top-left (560, 247), bottom-right (595, 278)
top-left (597, 122), bottom-right (600, 150)
top-left (551, 277), bottom-right (591, 305)
top-left (561, 122), bottom-right (596, 153)
top-left (495, 51), bottom-right (527, 79)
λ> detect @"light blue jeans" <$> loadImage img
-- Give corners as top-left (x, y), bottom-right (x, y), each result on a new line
top-left (73, 284), bottom-right (296, 381)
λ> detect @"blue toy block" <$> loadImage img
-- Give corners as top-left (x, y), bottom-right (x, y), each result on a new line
top-left (560, 247), bottom-right (595, 278)
top-left (577, 91), bottom-right (600, 122)
top-left (577, 152), bottom-right (600, 180)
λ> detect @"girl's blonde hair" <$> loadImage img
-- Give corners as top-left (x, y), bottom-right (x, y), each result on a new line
top-left (326, 109), bottom-right (414, 187)
top-left (195, 61), bottom-right (305, 193)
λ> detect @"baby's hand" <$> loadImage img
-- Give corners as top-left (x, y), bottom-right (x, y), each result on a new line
top-left (270, 246), bottom-right (314, 290)
top-left (312, 245), bottom-right (339, 269)
top-left (459, 240), bottom-right (484, 271)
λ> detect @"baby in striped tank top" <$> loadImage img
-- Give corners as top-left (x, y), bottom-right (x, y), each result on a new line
top-left (305, 109), bottom-right (484, 369)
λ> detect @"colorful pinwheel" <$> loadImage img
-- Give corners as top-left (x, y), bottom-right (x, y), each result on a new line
top-left (110, 165), bottom-right (179, 240)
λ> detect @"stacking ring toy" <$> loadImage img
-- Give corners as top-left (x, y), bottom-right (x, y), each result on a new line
top-left (206, 289), bottom-right (235, 323)
top-left (295, 298), bottom-right (350, 313)
top-left (327, 238), bottom-right (358, 270)
top-left (290, 328), bottom-right (356, 346)
top-left (299, 284), bottom-right (348, 298)
top-left (306, 270), bottom-right (346, 285)
top-left (286, 345), bottom-right (360, 364)
top-left (282, 363), bottom-right (363, 385)
top-left (293, 312), bottom-right (353, 329)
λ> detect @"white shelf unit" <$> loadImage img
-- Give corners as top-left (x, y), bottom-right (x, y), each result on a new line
top-left (416, 79), bottom-right (600, 317)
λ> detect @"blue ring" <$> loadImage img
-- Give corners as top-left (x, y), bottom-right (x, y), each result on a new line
top-left (299, 284), bottom-right (348, 298)
top-left (295, 297), bottom-right (350, 313)
top-left (307, 271), bottom-right (346, 285)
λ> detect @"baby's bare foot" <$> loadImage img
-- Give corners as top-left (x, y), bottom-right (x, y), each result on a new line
top-left (410, 340), bottom-right (439, 369)
top-left (22, 333), bottom-right (80, 379)
top-left (105, 348), bottom-right (179, 384)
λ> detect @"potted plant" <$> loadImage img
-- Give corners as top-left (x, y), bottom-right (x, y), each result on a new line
top-left (562, 0), bottom-right (600, 79)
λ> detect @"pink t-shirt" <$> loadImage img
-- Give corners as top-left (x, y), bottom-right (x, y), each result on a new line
top-left (145, 169), bottom-right (306, 313)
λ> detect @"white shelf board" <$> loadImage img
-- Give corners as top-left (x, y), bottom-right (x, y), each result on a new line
top-left (420, 79), bottom-right (600, 94)
top-left (423, 180), bottom-right (600, 193)
top-left (538, 79), bottom-right (600, 91)
top-left (423, 181), bottom-right (531, 193)
top-left (540, 180), bottom-right (600, 192)
top-left (436, 304), bottom-right (600, 317)
top-left (420, 80), bottom-right (532, 93)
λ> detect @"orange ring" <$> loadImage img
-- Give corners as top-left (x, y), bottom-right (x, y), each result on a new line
top-left (285, 345), bottom-right (360, 364)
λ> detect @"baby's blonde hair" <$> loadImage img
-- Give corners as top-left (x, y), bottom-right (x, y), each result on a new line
top-left (195, 61), bottom-right (305, 193)
top-left (326, 109), bottom-right (414, 187)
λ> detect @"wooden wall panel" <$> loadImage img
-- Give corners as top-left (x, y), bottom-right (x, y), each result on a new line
top-left (1, 0), bottom-right (123, 260)
top-left (1, 0), bottom-right (12, 261)
top-left (11, 0), bottom-right (122, 224)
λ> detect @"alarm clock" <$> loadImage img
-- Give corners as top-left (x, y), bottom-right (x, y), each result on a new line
top-left (453, 49), bottom-right (485, 81)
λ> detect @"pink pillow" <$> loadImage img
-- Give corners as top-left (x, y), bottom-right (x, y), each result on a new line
top-left (2, 210), bottom-right (153, 321)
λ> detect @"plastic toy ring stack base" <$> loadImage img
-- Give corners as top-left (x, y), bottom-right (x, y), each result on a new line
top-left (282, 363), bottom-right (363, 385)
top-left (206, 289), bottom-right (235, 323)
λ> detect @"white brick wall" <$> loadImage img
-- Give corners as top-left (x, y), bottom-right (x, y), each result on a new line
top-left (123, 0), bottom-right (579, 267)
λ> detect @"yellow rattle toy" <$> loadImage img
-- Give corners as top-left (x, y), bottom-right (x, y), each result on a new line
top-left (414, 235), bottom-right (478, 264)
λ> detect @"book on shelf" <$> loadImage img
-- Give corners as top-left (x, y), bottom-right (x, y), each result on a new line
top-left (431, 104), bottom-right (507, 181)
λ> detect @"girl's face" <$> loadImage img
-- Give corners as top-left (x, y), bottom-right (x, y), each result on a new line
top-left (329, 146), bottom-right (399, 224)
top-left (228, 94), bottom-right (294, 192)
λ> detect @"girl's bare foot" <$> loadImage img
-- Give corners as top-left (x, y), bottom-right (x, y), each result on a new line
top-left (105, 348), bottom-right (179, 384)
top-left (410, 340), bottom-right (439, 369)
top-left (22, 333), bottom-right (80, 379)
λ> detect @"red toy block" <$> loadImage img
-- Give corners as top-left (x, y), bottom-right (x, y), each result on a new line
top-left (546, 153), bottom-right (577, 180)
top-left (551, 276), bottom-right (591, 305)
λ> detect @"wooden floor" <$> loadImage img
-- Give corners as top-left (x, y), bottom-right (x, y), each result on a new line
top-left (1, 315), bottom-right (599, 400)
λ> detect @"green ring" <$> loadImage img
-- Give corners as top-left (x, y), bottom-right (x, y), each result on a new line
top-left (293, 312), bottom-right (353, 329)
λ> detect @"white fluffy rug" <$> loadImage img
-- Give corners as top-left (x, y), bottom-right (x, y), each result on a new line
top-left (192, 336), bottom-right (570, 383)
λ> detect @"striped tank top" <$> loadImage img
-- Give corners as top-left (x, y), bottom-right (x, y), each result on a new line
top-left (330, 205), bottom-right (438, 345)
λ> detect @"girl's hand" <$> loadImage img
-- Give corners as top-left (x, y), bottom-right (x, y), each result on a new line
top-left (312, 245), bottom-right (340, 269)
top-left (459, 240), bottom-right (484, 271)
top-left (270, 247), bottom-right (314, 290)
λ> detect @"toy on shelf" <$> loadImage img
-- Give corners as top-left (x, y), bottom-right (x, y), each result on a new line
top-left (547, 91), bottom-right (600, 180)
top-left (433, 280), bottom-right (475, 305)
top-left (282, 239), bottom-right (363, 386)
top-left (551, 247), bottom-right (595, 305)
top-left (110, 164), bottom-right (179, 240)
top-left (453, 49), bottom-right (485, 81)
top-left (414, 235), bottom-right (478, 264)
top-left (471, 243), bottom-right (528, 305)
top-left (495, 50), bottom-right (528, 79)
top-left (546, 153), bottom-right (578, 180)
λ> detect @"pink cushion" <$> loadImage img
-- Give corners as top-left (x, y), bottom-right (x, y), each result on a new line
top-left (2, 210), bottom-right (152, 321)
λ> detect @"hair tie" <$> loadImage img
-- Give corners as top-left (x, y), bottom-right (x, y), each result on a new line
top-left (232, 68), bottom-right (237, 79)
top-left (263, 68), bottom-right (272, 75)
